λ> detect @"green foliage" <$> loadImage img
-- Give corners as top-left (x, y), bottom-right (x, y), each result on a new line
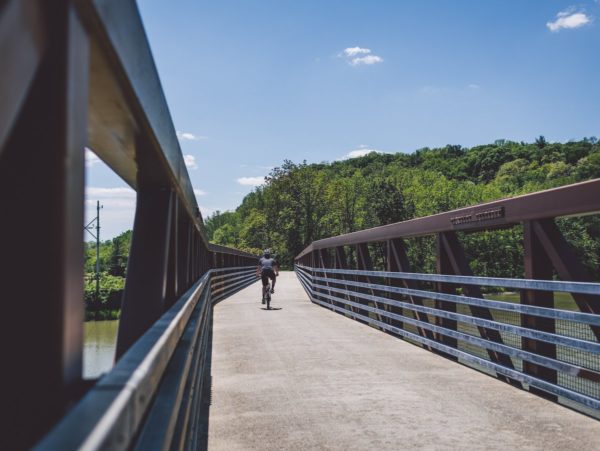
top-left (84, 272), bottom-right (125, 320)
top-left (204, 138), bottom-right (600, 276)
top-left (84, 230), bottom-right (131, 320)
top-left (85, 230), bottom-right (131, 276)
top-left (80, 137), bottom-right (600, 319)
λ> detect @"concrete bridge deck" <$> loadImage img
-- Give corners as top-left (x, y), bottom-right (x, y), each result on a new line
top-left (205, 272), bottom-right (599, 450)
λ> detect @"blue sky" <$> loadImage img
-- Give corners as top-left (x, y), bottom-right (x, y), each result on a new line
top-left (87, 0), bottom-right (600, 239)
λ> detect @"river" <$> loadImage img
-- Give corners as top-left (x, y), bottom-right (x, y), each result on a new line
top-left (84, 320), bottom-right (118, 379)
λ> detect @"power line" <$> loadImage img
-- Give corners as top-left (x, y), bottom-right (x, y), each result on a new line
top-left (84, 201), bottom-right (103, 304)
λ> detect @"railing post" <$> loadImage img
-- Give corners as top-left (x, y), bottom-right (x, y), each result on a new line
top-left (116, 187), bottom-right (173, 360)
top-left (387, 239), bottom-right (437, 343)
top-left (356, 243), bottom-right (385, 324)
top-left (191, 230), bottom-right (197, 279)
top-left (521, 221), bottom-right (557, 400)
top-left (439, 232), bottom-right (518, 384)
top-left (436, 233), bottom-right (458, 358)
top-left (176, 209), bottom-right (191, 293)
top-left (165, 196), bottom-right (179, 307)
top-left (532, 219), bottom-right (600, 339)
top-left (335, 246), bottom-right (355, 315)
top-left (0, 2), bottom-right (89, 447)
top-left (316, 249), bottom-right (335, 309)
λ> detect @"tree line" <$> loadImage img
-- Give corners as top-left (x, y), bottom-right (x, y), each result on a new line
top-left (84, 137), bottom-right (600, 319)
top-left (204, 137), bottom-right (600, 278)
top-left (84, 230), bottom-right (131, 320)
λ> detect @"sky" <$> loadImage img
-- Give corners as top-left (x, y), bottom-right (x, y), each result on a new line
top-left (86, 0), bottom-right (600, 239)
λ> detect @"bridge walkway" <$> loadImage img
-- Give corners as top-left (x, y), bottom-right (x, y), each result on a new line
top-left (204, 272), bottom-right (598, 450)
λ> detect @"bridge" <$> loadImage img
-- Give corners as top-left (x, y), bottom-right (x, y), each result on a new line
top-left (1, 1), bottom-right (599, 450)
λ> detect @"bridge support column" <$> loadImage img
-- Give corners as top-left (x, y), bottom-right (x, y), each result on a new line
top-left (387, 239), bottom-right (436, 344)
top-left (176, 202), bottom-right (192, 299)
top-left (439, 232), bottom-right (519, 385)
top-left (435, 233), bottom-right (458, 359)
top-left (316, 249), bottom-right (332, 308)
top-left (521, 221), bottom-right (558, 399)
top-left (335, 246), bottom-right (355, 315)
top-left (356, 243), bottom-right (385, 324)
top-left (0, 1), bottom-right (89, 447)
top-left (531, 219), bottom-right (600, 338)
top-left (165, 197), bottom-right (179, 308)
top-left (116, 188), bottom-right (174, 360)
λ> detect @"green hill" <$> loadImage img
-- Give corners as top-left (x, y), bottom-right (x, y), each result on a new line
top-left (205, 137), bottom-right (600, 276)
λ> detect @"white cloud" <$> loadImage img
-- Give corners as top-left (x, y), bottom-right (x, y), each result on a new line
top-left (343, 47), bottom-right (371, 57)
top-left (194, 188), bottom-right (207, 196)
top-left (184, 154), bottom-right (198, 170)
top-left (339, 147), bottom-right (385, 160)
top-left (85, 187), bottom-right (136, 209)
top-left (176, 131), bottom-right (206, 141)
top-left (86, 187), bottom-right (136, 198)
top-left (350, 55), bottom-right (384, 66)
top-left (340, 46), bottom-right (383, 66)
top-left (198, 205), bottom-right (217, 218)
top-left (237, 176), bottom-right (265, 186)
top-left (85, 148), bottom-right (101, 168)
top-left (547, 11), bottom-right (591, 31)
top-left (85, 186), bottom-right (137, 240)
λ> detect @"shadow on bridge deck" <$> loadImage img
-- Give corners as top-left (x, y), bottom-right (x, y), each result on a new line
top-left (200, 272), bottom-right (598, 450)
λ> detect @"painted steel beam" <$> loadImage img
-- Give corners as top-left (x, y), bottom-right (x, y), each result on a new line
top-left (296, 178), bottom-right (600, 260)
top-left (116, 187), bottom-right (173, 360)
top-left (521, 221), bottom-right (557, 400)
top-left (0, 0), bottom-right (46, 152)
top-left (0, 1), bottom-right (88, 447)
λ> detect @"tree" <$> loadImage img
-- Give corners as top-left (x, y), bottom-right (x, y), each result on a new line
top-left (366, 177), bottom-right (412, 226)
top-left (535, 135), bottom-right (547, 149)
top-left (201, 137), bottom-right (599, 271)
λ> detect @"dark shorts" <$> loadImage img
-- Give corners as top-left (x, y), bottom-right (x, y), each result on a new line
top-left (261, 269), bottom-right (276, 286)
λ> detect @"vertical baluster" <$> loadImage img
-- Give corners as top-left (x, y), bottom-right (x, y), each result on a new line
top-left (116, 187), bottom-right (173, 359)
top-left (436, 233), bottom-right (458, 359)
top-left (521, 221), bottom-right (557, 400)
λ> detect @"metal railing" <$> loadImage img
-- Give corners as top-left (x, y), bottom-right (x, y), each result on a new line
top-left (295, 180), bottom-right (600, 418)
top-left (36, 267), bottom-right (257, 450)
top-left (1, 1), bottom-right (259, 448)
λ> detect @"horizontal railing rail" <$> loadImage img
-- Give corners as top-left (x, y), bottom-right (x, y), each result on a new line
top-left (296, 268), bottom-right (600, 410)
top-left (305, 268), bottom-right (600, 327)
top-left (295, 265), bottom-right (600, 412)
top-left (305, 267), bottom-right (600, 297)
top-left (295, 180), bottom-right (600, 418)
top-left (296, 178), bottom-right (600, 260)
top-left (36, 267), bottom-right (258, 450)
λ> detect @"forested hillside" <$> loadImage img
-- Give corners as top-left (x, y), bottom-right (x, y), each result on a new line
top-left (204, 137), bottom-right (600, 276)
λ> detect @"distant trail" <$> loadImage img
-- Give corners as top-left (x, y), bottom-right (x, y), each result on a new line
top-left (206, 272), bottom-right (598, 450)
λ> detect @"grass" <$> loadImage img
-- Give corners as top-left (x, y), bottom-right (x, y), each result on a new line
top-left (485, 291), bottom-right (577, 311)
top-left (85, 309), bottom-right (121, 322)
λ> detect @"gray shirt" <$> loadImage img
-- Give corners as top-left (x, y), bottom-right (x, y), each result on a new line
top-left (258, 257), bottom-right (277, 271)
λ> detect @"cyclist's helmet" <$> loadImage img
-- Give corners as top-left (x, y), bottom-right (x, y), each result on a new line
top-left (263, 249), bottom-right (271, 258)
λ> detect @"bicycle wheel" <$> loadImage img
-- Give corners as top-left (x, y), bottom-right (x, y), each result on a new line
top-left (266, 290), bottom-right (271, 309)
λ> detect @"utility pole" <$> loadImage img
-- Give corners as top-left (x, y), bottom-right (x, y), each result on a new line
top-left (85, 201), bottom-right (103, 304)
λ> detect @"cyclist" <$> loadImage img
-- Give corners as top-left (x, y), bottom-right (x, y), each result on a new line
top-left (257, 249), bottom-right (279, 304)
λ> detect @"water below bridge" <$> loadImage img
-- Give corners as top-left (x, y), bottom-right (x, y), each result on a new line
top-left (203, 271), bottom-right (598, 450)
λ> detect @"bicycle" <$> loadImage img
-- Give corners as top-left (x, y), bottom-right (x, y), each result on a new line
top-left (262, 282), bottom-right (272, 310)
